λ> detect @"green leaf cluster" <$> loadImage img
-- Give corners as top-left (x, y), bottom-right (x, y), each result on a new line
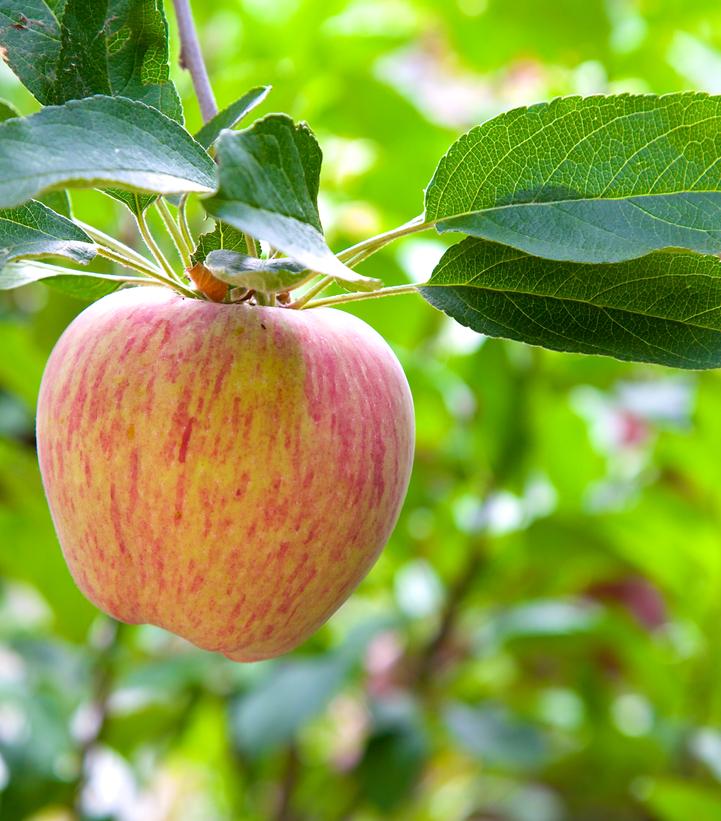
top-left (0, 5), bottom-right (362, 301)
top-left (0, 0), bottom-right (182, 120)
top-left (3, 2), bottom-right (721, 370)
top-left (419, 93), bottom-right (721, 368)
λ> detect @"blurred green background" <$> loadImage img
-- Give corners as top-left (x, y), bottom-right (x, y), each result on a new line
top-left (3, 1), bottom-right (721, 819)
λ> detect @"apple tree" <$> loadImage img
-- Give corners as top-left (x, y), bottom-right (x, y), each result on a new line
top-left (2, 1), bottom-right (721, 816)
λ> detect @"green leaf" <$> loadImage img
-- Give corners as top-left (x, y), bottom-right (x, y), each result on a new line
top-left (444, 703), bottom-right (550, 770)
top-left (39, 190), bottom-right (72, 218)
top-left (421, 238), bottom-right (721, 369)
top-left (357, 701), bottom-right (428, 812)
top-left (480, 599), bottom-right (602, 648)
top-left (203, 114), bottom-right (381, 290)
top-left (0, 200), bottom-right (95, 268)
top-left (0, 98), bottom-right (19, 121)
top-left (229, 657), bottom-right (349, 758)
top-left (112, 87), bottom-right (270, 213)
top-left (192, 220), bottom-right (248, 263)
top-left (119, 653), bottom-right (234, 695)
top-left (358, 725), bottom-right (427, 811)
top-left (0, 260), bottom-right (141, 299)
top-left (0, 0), bottom-right (182, 120)
top-left (425, 93), bottom-right (721, 263)
top-left (0, 95), bottom-right (215, 209)
top-left (195, 85), bottom-right (271, 149)
top-left (105, 190), bottom-right (155, 216)
top-left (204, 249), bottom-right (312, 293)
top-left (228, 620), bottom-right (387, 759)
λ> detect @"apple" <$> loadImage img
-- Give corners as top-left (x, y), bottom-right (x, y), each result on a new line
top-left (36, 286), bottom-right (414, 661)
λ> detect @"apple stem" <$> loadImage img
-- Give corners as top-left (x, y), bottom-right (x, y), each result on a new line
top-left (337, 215), bottom-right (432, 266)
top-left (299, 282), bottom-right (418, 309)
top-left (156, 198), bottom-right (193, 269)
top-left (171, 0), bottom-right (218, 122)
top-left (254, 289), bottom-right (275, 306)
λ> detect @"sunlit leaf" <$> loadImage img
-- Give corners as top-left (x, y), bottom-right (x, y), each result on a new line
top-left (0, 0), bottom-right (182, 120)
top-left (0, 96), bottom-right (215, 209)
top-left (0, 260), bottom-right (144, 299)
top-left (445, 703), bottom-right (550, 769)
top-left (195, 85), bottom-right (271, 148)
top-left (421, 238), bottom-right (721, 368)
top-left (0, 98), bottom-right (19, 121)
top-left (426, 93), bottom-right (721, 263)
top-left (0, 201), bottom-right (95, 269)
top-left (642, 778), bottom-right (721, 821)
top-left (39, 190), bottom-right (72, 219)
top-left (192, 221), bottom-right (248, 263)
top-left (204, 114), bottom-right (380, 289)
top-left (205, 249), bottom-right (312, 293)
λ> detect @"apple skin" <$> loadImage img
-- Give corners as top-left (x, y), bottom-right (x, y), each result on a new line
top-left (36, 286), bottom-right (414, 661)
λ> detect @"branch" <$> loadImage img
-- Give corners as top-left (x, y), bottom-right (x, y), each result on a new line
top-left (73, 618), bottom-right (125, 815)
top-left (274, 744), bottom-right (300, 821)
top-left (171, 0), bottom-right (218, 122)
top-left (413, 539), bottom-right (486, 688)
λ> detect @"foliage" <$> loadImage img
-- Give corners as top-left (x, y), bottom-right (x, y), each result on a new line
top-left (2, 0), bottom-right (721, 819)
top-left (421, 241), bottom-right (721, 368)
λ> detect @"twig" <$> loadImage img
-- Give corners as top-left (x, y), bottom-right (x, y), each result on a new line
top-left (274, 744), bottom-right (300, 821)
top-left (73, 618), bottom-right (125, 816)
top-left (172, 0), bottom-right (218, 122)
top-left (10, 259), bottom-right (154, 286)
top-left (94, 246), bottom-right (166, 280)
top-left (411, 474), bottom-right (517, 690)
top-left (413, 541), bottom-right (486, 688)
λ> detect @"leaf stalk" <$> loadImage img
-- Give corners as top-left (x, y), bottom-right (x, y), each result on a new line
top-left (286, 275), bottom-right (334, 309)
top-left (178, 196), bottom-right (195, 256)
top-left (135, 210), bottom-right (182, 285)
top-left (337, 215), bottom-right (432, 266)
top-left (94, 247), bottom-right (197, 298)
top-left (156, 198), bottom-right (193, 269)
top-left (299, 282), bottom-right (418, 309)
top-left (75, 220), bottom-right (163, 275)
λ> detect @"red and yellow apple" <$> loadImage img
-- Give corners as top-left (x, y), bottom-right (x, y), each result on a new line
top-left (36, 286), bottom-right (414, 661)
